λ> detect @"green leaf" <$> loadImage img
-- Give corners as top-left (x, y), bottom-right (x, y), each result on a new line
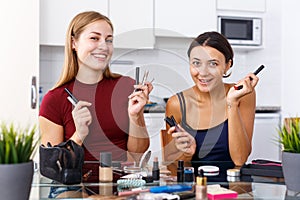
top-left (278, 118), bottom-right (300, 153)
top-left (0, 122), bottom-right (38, 164)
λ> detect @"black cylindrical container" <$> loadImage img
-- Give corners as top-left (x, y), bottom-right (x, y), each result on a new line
top-left (177, 160), bottom-right (184, 182)
top-left (152, 157), bottom-right (160, 181)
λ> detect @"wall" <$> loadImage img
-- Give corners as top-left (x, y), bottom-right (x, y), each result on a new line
top-left (40, 38), bottom-right (196, 102)
top-left (218, 0), bottom-right (282, 108)
top-left (40, 0), bottom-right (282, 107)
top-left (281, 0), bottom-right (300, 119)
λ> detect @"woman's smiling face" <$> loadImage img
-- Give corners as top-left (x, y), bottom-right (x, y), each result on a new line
top-left (189, 45), bottom-right (230, 92)
top-left (72, 19), bottom-right (113, 72)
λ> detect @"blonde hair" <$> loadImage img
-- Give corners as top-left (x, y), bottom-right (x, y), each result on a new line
top-left (54, 11), bottom-right (120, 88)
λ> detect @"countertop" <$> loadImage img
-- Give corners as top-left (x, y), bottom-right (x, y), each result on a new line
top-left (144, 104), bottom-right (166, 113)
top-left (144, 104), bottom-right (281, 114)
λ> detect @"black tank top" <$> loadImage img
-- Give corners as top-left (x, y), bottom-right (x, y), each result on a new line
top-left (176, 92), bottom-right (233, 163)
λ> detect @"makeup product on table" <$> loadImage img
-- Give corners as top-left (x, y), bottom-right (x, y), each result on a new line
top-left (152, 156), bottom-right (160, 181)
top-left (207, 184), bottom-right (238, 199)
top-left (149, 184), bottom-right (192, 193)
top-left (177, 160), bottom-right (184, 182)
top-left (99, 152), bottom-right (113, 182)
top-left (64, 88), bottom-right (78, 106)
top-left (227, 168), bottom-right (241, 182)
top-left (118, 184), bottom-right (192, 197)
top-left (234, 64), bottom-right (265, 90)
top-left (227, 168), bottom-right (240, 177)
top-left (140, 150), bottom-right (151, 169)
top-left (198, 165), bottom-right (220, 176)
top-left (176, 191), bottom-right (195, 199)
top-left (117, 179), bottom-right (146, 190)
top-left (184, 166), bottom-right (195, 182)
top-left (196, 169), bottom-right (207, 200)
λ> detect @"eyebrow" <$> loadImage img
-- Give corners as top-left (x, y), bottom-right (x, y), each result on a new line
top-left (191, 57), bottom-right (219, 63)
top-left (90, 32), bottom-right (113, 38)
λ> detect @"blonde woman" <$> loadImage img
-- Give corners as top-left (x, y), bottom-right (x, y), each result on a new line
top-left (39, 11), bottom-right (152, 189)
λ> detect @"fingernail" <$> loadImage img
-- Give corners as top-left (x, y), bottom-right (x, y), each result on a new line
top-left (234, 85), bottom-right (243, 90)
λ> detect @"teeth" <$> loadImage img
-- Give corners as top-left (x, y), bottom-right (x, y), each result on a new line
top-left (93, 54), bottom-right (106, 58)
top-left (200, 79), bottom-right (209, 83)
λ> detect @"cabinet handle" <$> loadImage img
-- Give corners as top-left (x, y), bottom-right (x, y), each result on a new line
top-left (31, 76), bottom-right (37, 109)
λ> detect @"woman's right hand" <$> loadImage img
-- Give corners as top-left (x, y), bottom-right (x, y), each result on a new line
top-left (72, 101), bottom-right (92, 143)
top-left (168, 124), bottom-right (196, 156)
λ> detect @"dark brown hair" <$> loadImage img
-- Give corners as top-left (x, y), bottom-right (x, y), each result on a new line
top-left (187, 31), bottom-right (234, 77)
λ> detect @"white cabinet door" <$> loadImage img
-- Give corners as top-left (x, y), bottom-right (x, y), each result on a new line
top-left (109, 0), bottom-right (154, 48)
top-left (155, 0), bottom-right (217, 37)
top-left (40, 0), bottom-right (108, 46)
top-left (247, 113), bottom-right (281, 163)
top-left (0, 0), bottom-right (39, 126)
top-left (144, 113), bottom-right (165, 163)
top-left (216, 0), bottom-right (266, 12)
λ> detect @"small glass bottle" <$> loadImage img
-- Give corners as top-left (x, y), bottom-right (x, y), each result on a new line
top-left (196, 169), bottom-right (207, 200)
top-left (177, 160), bottom-right (184, 182)
top-left (99, 152), bottom-right (113, 182)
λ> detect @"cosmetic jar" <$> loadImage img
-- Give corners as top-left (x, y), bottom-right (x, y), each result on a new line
top-left (226, 168), bottom-right (240, 182)
top-left (198, 165), bottom-right (219, 176)
top-left (227, 168), bottom-right (240, 177)
top-left (184, 167), bottom-right (195, 182)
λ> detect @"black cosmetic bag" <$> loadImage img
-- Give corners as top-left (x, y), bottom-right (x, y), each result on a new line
top-left (240, 159), bottom-right (283, 178)
top-left (39, 140), bottom-right (84, 185)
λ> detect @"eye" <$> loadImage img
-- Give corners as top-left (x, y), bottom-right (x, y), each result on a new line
top-left (192, 61), bottom-right (201, 67)
top-left (208, 61), bottom-right (218, 67)
top-left (106, 38), bottom-right (113, 43)
top-left (90, 37), bottom-right (99, 41)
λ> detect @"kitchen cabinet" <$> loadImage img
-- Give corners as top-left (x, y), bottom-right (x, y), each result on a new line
top-left (40, 0), bottom-right (108, 46)
top-left (247, 113), bottom-right (281, 163)
top-left (0, 0), bottom-right (39, 127)
top-left (154, 0), bottom-right (217, 38)
top-left (108, 0), bottom-right (154, 49)
top-left (216, 0), bottom-right (266, 12)
top-left (144, 113), bottom-right (165, 163)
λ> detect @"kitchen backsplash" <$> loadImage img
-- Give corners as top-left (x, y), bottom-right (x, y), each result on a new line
top-left (40, 36), bottom-right (281, 107)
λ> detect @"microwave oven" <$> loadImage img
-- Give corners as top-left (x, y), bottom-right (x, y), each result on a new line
top-left (218, 16), bottom-right (262, 46)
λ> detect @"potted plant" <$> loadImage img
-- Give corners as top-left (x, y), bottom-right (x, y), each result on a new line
top-left (0, 123), bottom-right (38, 200)
top-left (278, 118), bottom-right (300, 192)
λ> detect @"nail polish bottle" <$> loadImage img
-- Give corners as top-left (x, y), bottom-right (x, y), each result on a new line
top-left (152, 156), bottom-right (160, 181)
top-left (196, 169), bottom-right (207, 200)
top-left (99, 152), bottom-right (113, 182)
top-left (177, 160), bottom-right (184, 182)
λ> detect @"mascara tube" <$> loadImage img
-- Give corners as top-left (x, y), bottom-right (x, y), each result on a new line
top-left (152, 157), bottom-right (160, 181)
top-left (177, 160), bottom-right (184, 182)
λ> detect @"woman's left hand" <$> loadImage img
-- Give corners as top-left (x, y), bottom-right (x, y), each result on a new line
top-left (227, 72), bottom-right (259, 103)
top-left (128, 82), bottom-right (153, 116)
